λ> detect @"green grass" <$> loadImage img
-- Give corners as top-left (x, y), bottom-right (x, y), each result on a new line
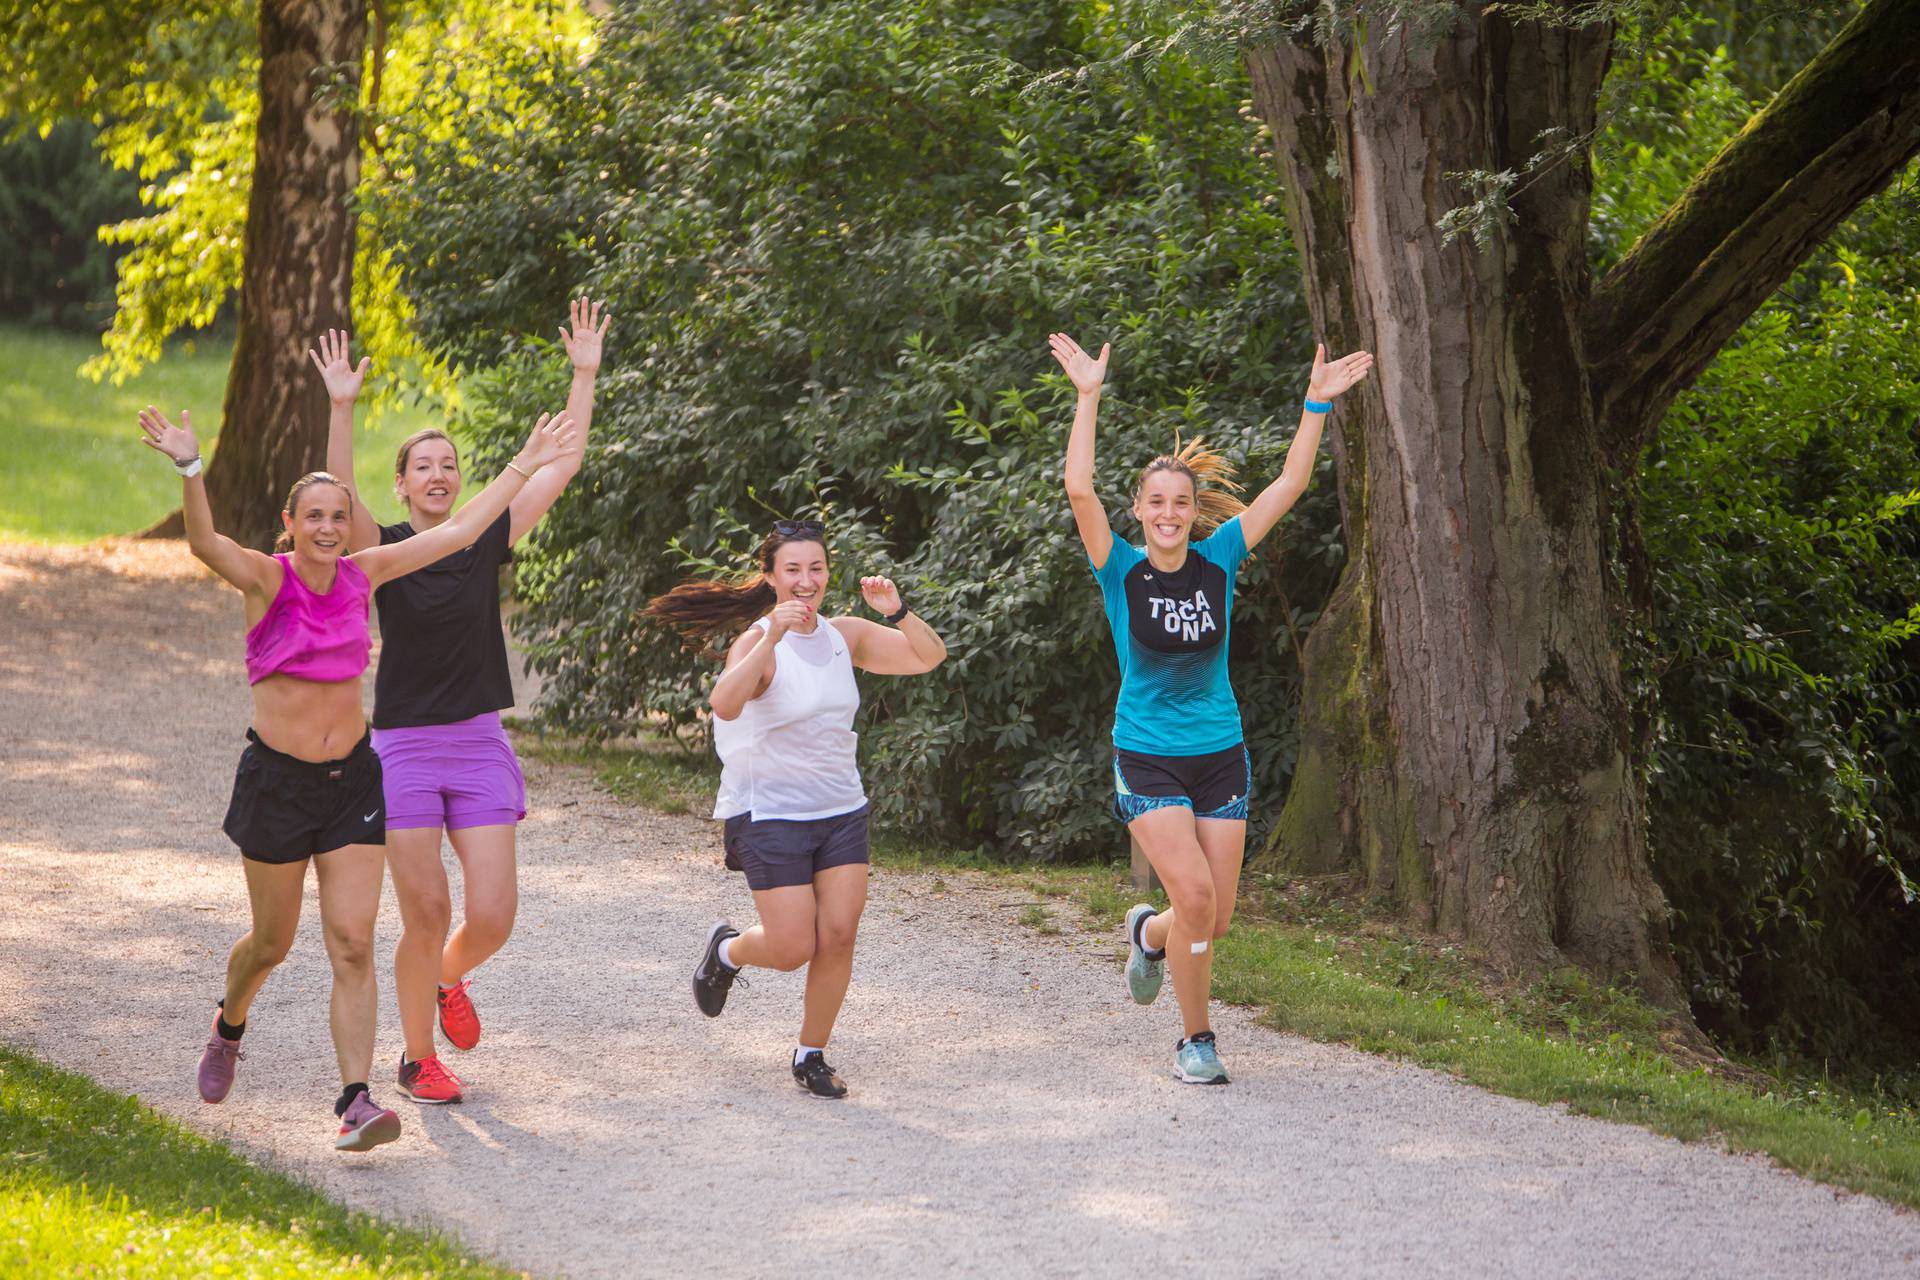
top-left (0, 1045), bottom-right (519, 1278)
top-left (526, 732), bottom-right (1920, 1211)
top-left (0, 324), bottom-right (443, 543)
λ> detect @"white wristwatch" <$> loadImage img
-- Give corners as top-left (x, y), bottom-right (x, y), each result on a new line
top-left (174, 455), bottom-right (204, 478)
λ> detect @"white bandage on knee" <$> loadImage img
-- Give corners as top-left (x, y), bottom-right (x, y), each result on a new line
top-left (1190, 940), bottom-right (1209, 954)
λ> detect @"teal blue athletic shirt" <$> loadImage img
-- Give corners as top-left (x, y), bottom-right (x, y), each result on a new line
top-left (1089, 515), bottom-right (1249, 756)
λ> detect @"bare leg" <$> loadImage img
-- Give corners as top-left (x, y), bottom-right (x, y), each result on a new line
top-left (222, 857), bottom-right (308, 1023)
top-left (1130, 806), bottom-right (1217, 1039)
top-left (313, 842), bottom-right (387, 1087)
top-left (1194, 818), bottom-right (1246, 941)
top-left (799, 864), bottom-right (869, 1049)
top-left (726, 884), bottom-right (817, 972)
top-left (385, 826), bottom-right (451, 1063)
top-left (442, 824), bottom-right (518, 982)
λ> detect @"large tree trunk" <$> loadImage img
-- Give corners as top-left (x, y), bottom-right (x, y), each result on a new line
top-left (194, 0), bottom-right (365, 549)
top-left (1246, 0), bottom-right (1920, 1010)
top-left (1246, 8), bottom-right (1684, 1003)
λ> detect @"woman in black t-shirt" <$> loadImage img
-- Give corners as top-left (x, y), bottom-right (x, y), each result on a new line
top-left (313, 299), bottom-right (608, 1105)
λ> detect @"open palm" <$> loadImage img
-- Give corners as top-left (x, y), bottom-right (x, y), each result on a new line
top-left (137, 406), bottom-right (200, 464)
top-left (1306, 344), bottom-right (1374, 401)
top-left (560, 296), bottom-right (610, 373)
top-left (1048, 333), bottom-right (1110, 397)
top-left (307, 329), bottom-right (370, 403)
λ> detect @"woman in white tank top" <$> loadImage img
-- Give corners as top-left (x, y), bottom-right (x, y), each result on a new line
top-left (646, 520), bottom-right (948, 1098)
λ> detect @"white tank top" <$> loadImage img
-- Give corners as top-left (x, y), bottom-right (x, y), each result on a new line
top-left (712, 616), bottom-right (867, 822)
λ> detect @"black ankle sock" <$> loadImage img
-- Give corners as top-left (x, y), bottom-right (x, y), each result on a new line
top-left (1136, 911), bottom-right (1166, 961)
top-left (215, 1000), bottom-right (245, 1042)
top-left (334, 1082), bottom-right (369, 1118)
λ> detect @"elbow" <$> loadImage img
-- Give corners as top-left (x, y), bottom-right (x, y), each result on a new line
top-left (710, 694), bottom-right (741, 722)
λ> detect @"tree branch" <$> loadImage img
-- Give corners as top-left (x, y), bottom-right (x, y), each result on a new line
top-left (1584, 0), bottom-right (1920, 460)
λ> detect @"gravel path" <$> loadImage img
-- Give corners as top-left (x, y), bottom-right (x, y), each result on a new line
top-left (3, 539), bottom-right (1918, 1279)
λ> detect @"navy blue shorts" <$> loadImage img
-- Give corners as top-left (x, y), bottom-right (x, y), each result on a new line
top-left (722, 805), bottom-right (871, 891)
top-left (1112, 744), bottom-right (1250, 824)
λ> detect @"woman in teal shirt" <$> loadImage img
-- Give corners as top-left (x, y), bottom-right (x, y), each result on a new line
top-left (1051, 332), bottom-right (1373, 1084)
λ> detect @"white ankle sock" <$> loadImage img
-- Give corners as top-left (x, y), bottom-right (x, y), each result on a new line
top-left (1136, 910), bottom-right (1165, 959)
top-left (717, 937), bottom-right (738, 970)
top-left (794, 1045), bottom-right (824, 1066)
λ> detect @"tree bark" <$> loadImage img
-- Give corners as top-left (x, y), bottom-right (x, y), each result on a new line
top-left (1247, 6), bottom-right (1684, 1002)
top-left (189, 0), bottom-right (365, 549)
top-left (1247, 0), bottom-right (1920, 1011)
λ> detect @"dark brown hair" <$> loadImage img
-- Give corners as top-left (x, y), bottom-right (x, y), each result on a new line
top-left (274, 472), bottom-right (353, 553)
top-left (1135, 434), bottom-right (1247, 536)
top-left (645, 523), bottom-right (830, 652)
top-left (393, 428), bottom-right (459, 509)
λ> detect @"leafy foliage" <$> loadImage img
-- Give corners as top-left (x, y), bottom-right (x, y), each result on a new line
top-left (1596, 30), bottom-right (1920, 1058)
top-left (0, 120), bottom-right (140, 329)
top-left (374, 0), bottom-right (1330, 858)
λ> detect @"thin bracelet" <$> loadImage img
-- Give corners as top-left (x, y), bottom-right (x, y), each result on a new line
top-left (506, 460), bottom-right (532, 480)
top-left (1303, 397), bottom-right (1333, 415)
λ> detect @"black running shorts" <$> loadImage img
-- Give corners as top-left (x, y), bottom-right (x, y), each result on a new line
top-left (1112, 743), bottom-right (1251, 823)
top-left (222, 729), bottom-right (385, 864)
top-left (722, 805), bottom-right (871, 891)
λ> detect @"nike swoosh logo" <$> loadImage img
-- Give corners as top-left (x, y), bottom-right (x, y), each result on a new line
top-left (363, 811), bottom-right (379, 822)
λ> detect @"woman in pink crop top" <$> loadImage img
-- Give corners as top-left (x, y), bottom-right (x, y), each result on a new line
top-left (138, 402), bottom-right (578, 1153)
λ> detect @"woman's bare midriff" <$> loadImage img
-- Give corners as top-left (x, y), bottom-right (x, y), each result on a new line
top-left (250, 673), bottom-right (368, 761)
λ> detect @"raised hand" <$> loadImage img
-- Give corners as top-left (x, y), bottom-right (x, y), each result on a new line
top-left (512, 412), bottom-right (580, 474)
top-left (1048, 332), bottom-right (1110, 398)
top-left (1307, 343), bottom-right (1374, 402)
top-left (559, 296), bottom-right (610, 373)
top-left (766, 598), bottom-right (813, 642)
top-left (860, 575), bottom-right (903, 618)
top-left (137, 406), bottom-right (201, 465)
top-left (307, 329), bottom-right (371, 404)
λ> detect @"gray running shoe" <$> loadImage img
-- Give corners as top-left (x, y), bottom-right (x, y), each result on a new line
top-left (1175, 1031), bottom-right (1230, 1085)
top-left (693, 920), bottom-right (743, 1018)
top-left (1124, 903), bottom-right (1165, 1005)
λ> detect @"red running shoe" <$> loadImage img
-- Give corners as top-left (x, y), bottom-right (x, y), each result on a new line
top-left (397, 1053), bottom-right (465, 1105)
top-left (437, 978), bottom-right (481, 1051)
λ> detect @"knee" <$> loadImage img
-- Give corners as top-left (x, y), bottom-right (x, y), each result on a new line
top-left (815, 918), bottom-right (859, 959)
top-left (1210, 908), bottom-right (1234, 941)
top-left (252, 930), bottom-right (296, 969)
top-left (402, 891), bottom-right (452, 942)
top-left (325, 928), bottom-right (375, 976)
top-left (764, 932), bottom-right (816, 972)
top-left (1166, 876), bottom-right (1217, 935)
top-left (466, 892), bottom-right (517, 945)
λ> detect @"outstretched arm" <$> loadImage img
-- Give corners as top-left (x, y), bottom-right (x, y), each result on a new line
top-left (510, 296), bottom-right (609, 543)
top-left (137, 408), bottom-right (276, 597)
top-left (351, 412), bottom-right (580, 588)
top-left (834, 576), bottom-right (946, 675)
top-left (1051, 332), bottom-right (1114, 569)
top-left (1238, 344), bottom-right (1373, 551)
top-left (311, 329), bottom-right (381, 552)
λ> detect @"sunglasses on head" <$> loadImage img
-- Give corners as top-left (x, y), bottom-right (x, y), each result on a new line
top-left (772, 519), bottom-right (825, 539)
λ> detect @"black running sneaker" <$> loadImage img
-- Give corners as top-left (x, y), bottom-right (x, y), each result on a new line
top-left (692, 920), bottom-right (742, 1018)
top-left (792, 1050), bottom-right (848, 1099)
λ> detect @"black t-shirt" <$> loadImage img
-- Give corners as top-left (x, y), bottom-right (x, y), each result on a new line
top-left (372, 513), bottom-right (515, 729)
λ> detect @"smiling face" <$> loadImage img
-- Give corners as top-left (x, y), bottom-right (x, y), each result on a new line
top-left (395, 433), bottom-right (461, 522)
top-left (765, 539), bottom-right (829, 617)
top-left (281, 480), bottom-right (353, 562)
top-left (1133, 465), bottom-right (1197, 554)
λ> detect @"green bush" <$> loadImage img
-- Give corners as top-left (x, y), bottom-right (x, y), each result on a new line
top-left (0, 119), bottom-right (139, 330)
top-left (1596, 30), bottom-right (1920, 1058)
top-left (372, 0), bottom-right (1327, 857)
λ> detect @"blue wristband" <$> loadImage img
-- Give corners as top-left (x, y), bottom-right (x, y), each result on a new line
top-left (1303, 397), bottom-right (1333, 414)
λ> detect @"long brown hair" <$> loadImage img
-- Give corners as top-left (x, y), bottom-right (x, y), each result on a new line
top-left (1136, 433), bottom-right (1247, 536)
top-left (273, 472), bottom-right (353, 553)
top-left (645, 522), bottom-right (830, 652)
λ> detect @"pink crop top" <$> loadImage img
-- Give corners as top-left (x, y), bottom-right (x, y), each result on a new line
top-left (244, 554), bottom-right (373, 685)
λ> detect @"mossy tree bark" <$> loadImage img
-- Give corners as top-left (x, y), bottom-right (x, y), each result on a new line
top-left (191, 1), bottom-right (366, 549)
top-left (1246, 0), bottom-right (1920, 1006)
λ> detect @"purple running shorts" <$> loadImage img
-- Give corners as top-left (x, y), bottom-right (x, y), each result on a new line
top-left (371, 711), bottom-right (527, 832)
